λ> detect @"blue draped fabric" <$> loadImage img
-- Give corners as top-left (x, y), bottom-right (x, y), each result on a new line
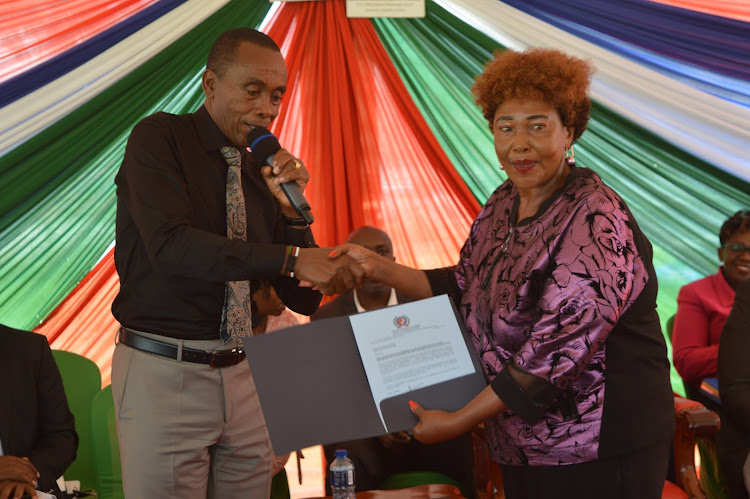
top-left (499, 0), bottom-right (750, 103)
top-left (0, 0), bottom-right (189, 108)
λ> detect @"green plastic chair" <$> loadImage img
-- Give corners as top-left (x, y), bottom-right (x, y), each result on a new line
top-left (90, 385), bottom-right (124, 499)
top-left (270, 469), bottom-right (291, 499)
top-left (52, 350), bottom-right (101, 493)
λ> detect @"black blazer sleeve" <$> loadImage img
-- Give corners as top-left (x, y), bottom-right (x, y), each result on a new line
top-left (29, 337), bottom-right (79, 492)
top-left (0, 326), bottom-right (78, 493)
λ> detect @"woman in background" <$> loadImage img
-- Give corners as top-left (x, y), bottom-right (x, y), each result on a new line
top-left (673, 211), bottom-right (750, 395)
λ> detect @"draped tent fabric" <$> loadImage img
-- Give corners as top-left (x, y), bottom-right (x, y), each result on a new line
top-left (0, 0), bottom-right (158, 84)
top-left (647, 0), bottom-right (750, 22)
top-left (0, 0), bottom-right (233, 156)
top-left (501, 0), bottom-right (750, 80)
top-left (264, 0), bottom-right (479, 263)
top-left (0, 0), bottom-right (192, 107)
top-left (499, 0), bottom-right (750, 107)
top-left (0, 0), bottom-right (747, 390)
top-left (435, 0), bottom-right (750, 183)
top-left (35, 247), bottom-right (120, 387)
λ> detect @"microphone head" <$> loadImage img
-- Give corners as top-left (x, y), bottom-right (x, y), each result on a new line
top-left (247, 126), bottom-right (281, 165)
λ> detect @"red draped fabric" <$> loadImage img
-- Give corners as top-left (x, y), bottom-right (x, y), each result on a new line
top-left (34, 248), bottom-right (120, 387)
top-left (266, 0), bottom-right (480, 268)
top-left (647, 0), bottom-right (750, 21)
top-left (33, 0), bottom-right (481, 382)
top-left (0, 0), bottom-right (157, 83)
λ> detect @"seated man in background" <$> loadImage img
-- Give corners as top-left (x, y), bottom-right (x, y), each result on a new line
top-left (311, 226), bottom-right (474, 497)
top-left (0, 324), bottom-right (78, 499)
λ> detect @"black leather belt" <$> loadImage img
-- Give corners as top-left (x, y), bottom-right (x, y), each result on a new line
top-left (118, 329), bottom-right (245, 368)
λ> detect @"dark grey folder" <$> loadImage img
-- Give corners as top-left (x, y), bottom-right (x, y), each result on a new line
top-left (243, 295), bottom-right (487, 455)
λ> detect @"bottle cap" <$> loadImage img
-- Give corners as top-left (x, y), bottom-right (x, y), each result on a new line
top-left (334, 449), bottom-right (348, 459)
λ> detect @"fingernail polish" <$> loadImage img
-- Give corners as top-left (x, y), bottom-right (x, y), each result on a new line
top-left (409, 400), bottom-right (417, 410)
top-left (328, 250), bottom-right (337, 257)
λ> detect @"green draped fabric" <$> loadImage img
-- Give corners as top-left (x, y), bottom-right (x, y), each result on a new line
top-left (0, 1), bottom-right (271, 329)
top-left (373, 1), bottom-right (750, 394)
top-left (373, 3), bottom-right (504, 201)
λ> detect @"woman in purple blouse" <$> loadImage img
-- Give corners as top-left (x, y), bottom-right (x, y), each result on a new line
top-left (330, 48), bottom-right (674, 498)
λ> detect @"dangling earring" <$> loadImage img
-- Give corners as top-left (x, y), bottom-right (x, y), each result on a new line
top-left (565, 144), bottom-right (575, 167)
top-left (499, 163), bottom-right (505, 171)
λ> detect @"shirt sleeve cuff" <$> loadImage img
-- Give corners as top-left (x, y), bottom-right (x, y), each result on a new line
top-left (424, 267), bottom-right (461, 303)
top-left (491, 361), bottom-right (563, 424)
top-left (246, 243), bottom-right (290, 278)
top-left (282, 223), bottom-right (316, 248)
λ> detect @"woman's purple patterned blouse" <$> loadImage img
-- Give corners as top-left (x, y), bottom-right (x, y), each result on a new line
top-left (451, 166), bottom-right (671, 466)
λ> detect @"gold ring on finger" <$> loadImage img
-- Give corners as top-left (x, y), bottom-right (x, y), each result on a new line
top-left (294, 160), bottom-right (302, 169)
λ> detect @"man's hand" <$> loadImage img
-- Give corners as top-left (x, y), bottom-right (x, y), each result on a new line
top-left (294, 248), bottom-right (364, 295)
top-left (327, 243), bottom-right (385, 278)
top-left (377, 431), bottom-right (412, 449)
top-left (0, 457), bottom-right (37, 488)
top-left (0, 479), bottom-right (36, 499)
top-left (260, 148), bottom-right (309, 216)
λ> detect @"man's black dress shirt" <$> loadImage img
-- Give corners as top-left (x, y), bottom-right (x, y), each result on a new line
top-left (113, 106), bottom-right (321, 339)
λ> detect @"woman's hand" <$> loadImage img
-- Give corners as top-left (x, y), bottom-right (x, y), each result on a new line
top-left (327, 243), bottom-right (383, 278)
top-left (409, 386), bottom-right (508, 444)
top-left (378, 431), bottom-right (412, 449)
top-left (408, 401), bottom-right (467, 444)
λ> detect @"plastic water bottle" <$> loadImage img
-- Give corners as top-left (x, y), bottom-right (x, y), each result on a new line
top-left (330, 449), bottom-right (355, 499)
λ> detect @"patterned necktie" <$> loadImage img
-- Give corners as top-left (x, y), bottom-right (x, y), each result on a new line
top-left (219, 146), bottom-right (252, 343)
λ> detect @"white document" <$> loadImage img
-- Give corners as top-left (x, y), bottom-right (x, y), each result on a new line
top-left (349, 294), bottom-right (476, 428)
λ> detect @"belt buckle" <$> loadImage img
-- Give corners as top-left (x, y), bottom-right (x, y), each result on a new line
top-left (209, 348), bottom-right (242, 368)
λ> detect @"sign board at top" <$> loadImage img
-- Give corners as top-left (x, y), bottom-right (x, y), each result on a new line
top-left (346, 0), bottom-right (425, 18)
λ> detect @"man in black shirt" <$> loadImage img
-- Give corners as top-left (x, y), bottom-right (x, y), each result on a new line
top-left (111, 28), bottom-right (361, 498)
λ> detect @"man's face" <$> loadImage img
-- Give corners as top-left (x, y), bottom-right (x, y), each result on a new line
top-left (203, 43), bottom-right (287, 148)
top-left (348, 229), bottom-right (395, 295)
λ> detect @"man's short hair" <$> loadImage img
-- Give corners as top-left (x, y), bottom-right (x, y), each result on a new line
top-left (206, 28), bottom-right (281, 79)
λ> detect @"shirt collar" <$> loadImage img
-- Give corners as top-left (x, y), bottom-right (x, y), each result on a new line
top-left (353, 287), bottom-right (398, 313)
top-left (195, 104), bottom-right (233, 152)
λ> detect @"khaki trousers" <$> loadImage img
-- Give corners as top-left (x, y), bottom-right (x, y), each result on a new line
top-left (112, 331), bottom-right (273, 498)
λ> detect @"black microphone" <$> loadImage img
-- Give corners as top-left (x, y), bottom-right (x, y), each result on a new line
top-left (247, 127), bottom-right (314, 225)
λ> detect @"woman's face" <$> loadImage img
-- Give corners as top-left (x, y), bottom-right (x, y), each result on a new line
top-left (493, 98), bottom-right (573, 196)
top-left (719, 229), bottom-right (750, 288)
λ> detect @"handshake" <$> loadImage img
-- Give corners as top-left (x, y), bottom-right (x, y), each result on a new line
top-left (292, 244), bottom-right (379, 295)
